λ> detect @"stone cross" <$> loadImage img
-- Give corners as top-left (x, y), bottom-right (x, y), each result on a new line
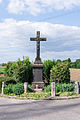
top-left (30, 31), bottom-right (46, 63)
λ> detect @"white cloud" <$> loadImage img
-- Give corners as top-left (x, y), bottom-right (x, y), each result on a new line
top-left (8, 0), bottom-right (80, 15)
top-left (0, 0), bottom-right (2, 3)
top-left (0, 18), bottom-right (80, 63)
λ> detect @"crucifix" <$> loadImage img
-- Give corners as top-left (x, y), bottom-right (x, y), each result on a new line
top-left (30, 31), bottom-right (46, 63)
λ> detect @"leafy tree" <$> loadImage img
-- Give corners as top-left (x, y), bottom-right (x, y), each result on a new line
top-left (75, 59), bottom-right (80, 68)
top-left (43, 59), bottom-right (56, 84)
top-left (5, 57), bottom-right (33, 84)
top-left (63, 58), bottom-right (71, 63)
top-left (56, 59), bottom-right (62, 64)
top-left (50, 62), bottom-right (70, 83)
top-left (70, 62), bottom-right (76, 68)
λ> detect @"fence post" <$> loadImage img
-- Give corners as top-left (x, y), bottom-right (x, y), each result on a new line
top-left (24, 82), bottom-right (28, 93)
top-left (75, 82), bottom-right (79, 94)
top-left (1, 82), bottom-right (5, 95)
top-left (51, 82), bottom-right (55, 97)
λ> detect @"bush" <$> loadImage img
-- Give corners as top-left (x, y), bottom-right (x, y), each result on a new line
top-left (13, 83), bottom-right (24, 95)
top-left (56, 83), bottom-right (75, 93)
top-left (50, 62), bottom-right (70, 83)
top-left (5, 57), bottom-right (33, 84)
top-left (5, 77), bottom-right (17, 84)
top-left (28, 84), bottom-right (33, 92)
top-left (4, 83), bottom-right (24, 95)
top-left (44, 83), bottom-right (74, 94)
top-left (43, 59), bottom-right (56, 84)
top-left (3, 83), bottom-right (33, 95)
top-left (4, 84), bottom-right (13, 94)
top-left (44, 85), bottom-right (51, 93)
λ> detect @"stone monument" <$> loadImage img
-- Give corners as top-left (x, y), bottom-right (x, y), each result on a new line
top-left (30, 31), bottom-right (46, 90)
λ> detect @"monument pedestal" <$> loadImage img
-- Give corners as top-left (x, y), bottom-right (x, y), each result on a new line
top-left (32, 63), bottom-right (44, 90)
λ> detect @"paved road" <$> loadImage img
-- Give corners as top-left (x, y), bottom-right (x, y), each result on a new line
top-left (0, 97), bottom-right (80, 120)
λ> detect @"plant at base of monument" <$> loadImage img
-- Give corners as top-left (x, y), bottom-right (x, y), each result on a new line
top-left (50, 62), bottom-right (70, 83)
top-left (13, 83), bottom-right (24, 95)
top-left (44, 85), bottom-right (51, 93)
top-left (28, 84), bottom-right (33, 92)
top-left (43, 59), bottom-right (56, 85)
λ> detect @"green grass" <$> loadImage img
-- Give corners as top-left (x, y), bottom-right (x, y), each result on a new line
top-left (7, 92), bottom-right (51, 100)
top-left (59, 92), bottom-right (78, 97)
top-left (0, 66), bottom-right (6, 74)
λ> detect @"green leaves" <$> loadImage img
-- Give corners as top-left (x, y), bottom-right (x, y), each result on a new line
top-left (5, 57), bottom-right (33, 84)
top-left (50, 62), bottom-right (70, 83)
top-left (13, 83), bottom-right (24, 95)
top-left (43, 59), bottom-right (56, 84)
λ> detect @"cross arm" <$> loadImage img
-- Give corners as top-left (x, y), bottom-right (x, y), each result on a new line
top-left (30, 38), bottom-right (37, 41)
top-left (40, 38), bottom-right (46, 41)
top-left (30, 37), bottom-right (46, 41)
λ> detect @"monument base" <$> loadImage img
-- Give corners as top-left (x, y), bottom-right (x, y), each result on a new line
top-left (32, 82), bottom-right (44, 90)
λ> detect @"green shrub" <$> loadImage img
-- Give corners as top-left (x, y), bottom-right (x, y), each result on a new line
top-left (50, 62), bottom-right (70, 83)
top-left (4, 84), bottom-right (13, 94)
top-left (56, 83), bottom-right (75, 93)
top-left (43, 59), bottom-right (56, 84)
top-left (0, 76), bottom-right (16, 93)
top-left (13, 83), bottom-right (24, 95)
top-left (5, 77), bottom-right (17, 84)
top-left (5, 57), bottom-right (33, 84)
top-left (44, 85), bottom-right (51, 93)
top-left (0, 66), bottom-right (6, 74)
top-left (28, 84), bottom-right (33, 92)
top-left (44, 83), bottom-right (74, 94)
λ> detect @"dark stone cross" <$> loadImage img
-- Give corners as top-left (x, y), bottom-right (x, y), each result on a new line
top-left (30, 31), bottom-right (46, 90)
top-left (30, 31), bottom-right (46, 63)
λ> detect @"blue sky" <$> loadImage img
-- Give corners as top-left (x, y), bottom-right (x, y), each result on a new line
top-left (0, 0), bottom-right (80, 63)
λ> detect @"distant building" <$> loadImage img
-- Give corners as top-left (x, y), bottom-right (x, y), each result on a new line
top-left (70, 69), bottom-right (80, 82)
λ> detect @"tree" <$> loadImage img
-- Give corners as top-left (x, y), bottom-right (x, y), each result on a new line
top-left (5, 57), bottom-right (33, 84)
top-left (50, 62), bottom-right (70, 83)
top-left (43, 59), bottom-right (56, 84)
top-left (56, 59), bottom-right (62, 64)
top-left (75, 59), bottom-right (80, 68)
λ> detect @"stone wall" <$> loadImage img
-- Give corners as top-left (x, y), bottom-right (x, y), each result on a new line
top-left (70, 69), bottom-right (80, 82)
